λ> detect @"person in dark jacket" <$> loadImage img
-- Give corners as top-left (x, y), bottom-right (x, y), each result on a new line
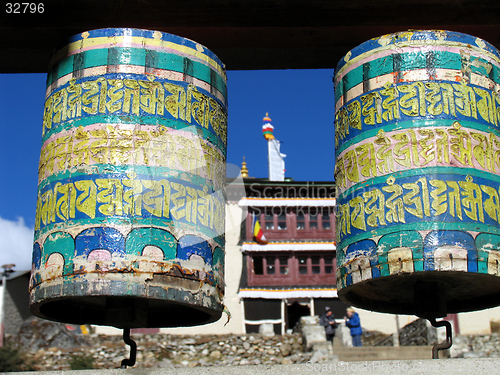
top-left (319, 307), bottom-right (337, 343)
top-left (344, 307), bottom-right (362, 346)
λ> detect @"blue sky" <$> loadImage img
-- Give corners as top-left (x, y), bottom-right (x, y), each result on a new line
top-left (0, 69), bottom-right (335, 269)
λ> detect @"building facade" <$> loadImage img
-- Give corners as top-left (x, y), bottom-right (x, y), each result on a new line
top-left (236, 177), bottom-right (348, 334)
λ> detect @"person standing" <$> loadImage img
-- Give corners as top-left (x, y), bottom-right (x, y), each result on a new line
top-left (344, 307), bottom-right (362, 347)
top-left (319, 307), bottom-right (337, 344)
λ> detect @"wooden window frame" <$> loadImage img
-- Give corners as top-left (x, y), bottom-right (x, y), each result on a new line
top-left (248, 252), bottom-right (336, 286)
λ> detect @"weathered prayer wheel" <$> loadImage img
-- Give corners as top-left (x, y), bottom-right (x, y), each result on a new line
top-left (334, 30), bottom-right (500, 317)
top-left (30, 28), bottom-right (227, 328)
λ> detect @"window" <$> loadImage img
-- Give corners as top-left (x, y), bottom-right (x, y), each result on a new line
top-left (278, 213), bottom-right (287, 230)
top-left (294, 208), bottom-right (333, 231)
top-left (298, 256), bottom-right (308, 274)
top-left (279, 256), bottom-right (289, 275)
top-left (322, 212), bottom-right (331, 229)
top-left (265, 213), bottom-right (274, 230)
top-left (249, 253), bottom-right (335, 287)
top-left (297, 255), bottom-right (335, 275)
top-left (297, 213), bottom-right (305, 230)
top-left (254, 256), bottom-right (264, 275)
top-left (260, 210), bottom-right (288, 231)
top-left (310, 214), bottom-right (318, 230)
top-left (267, 256), bottom-right (276, 274)
top-left (252, 255), bottom-right (283, 276)
top-left (324, 256), bottom-right (334, 274)
top-left (311, 256), bottom-right (321, 274)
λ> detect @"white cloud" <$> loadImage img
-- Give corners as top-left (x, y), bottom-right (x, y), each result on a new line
top-left (0, 216), bottom-right (34, 271)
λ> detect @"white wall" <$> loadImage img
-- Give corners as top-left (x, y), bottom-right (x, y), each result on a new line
top-left (349, 306), bottom-right (500, 337)
top-left (353, 308), bottom-right (419, 335)
top-left (458, 306), bottom-right (500, 335)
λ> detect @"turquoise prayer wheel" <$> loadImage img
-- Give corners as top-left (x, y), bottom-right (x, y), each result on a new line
top-left (30, 28), bottom-right (227, 328)
top-left (334, 30), bottom-right (500, 317)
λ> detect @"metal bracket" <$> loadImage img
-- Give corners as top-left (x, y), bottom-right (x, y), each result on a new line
top-left (120, 328), bottom-right (137, 368)
top-left (429, 318), bottom-right (452, 359)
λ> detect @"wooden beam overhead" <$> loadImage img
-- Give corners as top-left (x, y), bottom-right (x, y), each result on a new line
top-left (1, 0), bottom-right (499, 72)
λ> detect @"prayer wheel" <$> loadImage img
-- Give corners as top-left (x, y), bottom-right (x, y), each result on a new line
top-left (334, 30), bottom-right (500, 318)
top-left (30, 28), bottom-right (227, 328)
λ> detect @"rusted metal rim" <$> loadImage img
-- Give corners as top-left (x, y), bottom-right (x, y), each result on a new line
top-left (338, 271), bottom-right (500, 315)
top-left (30, 279), bottom-right (223, 328)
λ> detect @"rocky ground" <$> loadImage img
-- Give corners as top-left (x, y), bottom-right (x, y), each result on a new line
top-left (12, 332), bottom-right (312, 371)
top-left (7, 318), bottom-right (500, 371)
top-left (451, 334), bottom-right (500, 359)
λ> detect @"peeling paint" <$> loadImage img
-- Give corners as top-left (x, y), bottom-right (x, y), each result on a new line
top-left (335, 31), bottom-right (500, 316)
top-left (30, 28), bottom-right (227, 328)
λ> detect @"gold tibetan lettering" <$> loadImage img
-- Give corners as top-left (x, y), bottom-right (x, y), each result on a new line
top-left (197, 186), bottom-right (210, 227)
top-left (67, 80), bottom-right (83, 119)
top-left (123, 79), bottom-right (140, 115)
top-left (52, 88), bottom-right (68, 124)
top-left (439, 83), bottom-right (456, 116)
top-left (382, 176), bottom-right (405, 223)
top-left (474, 87), bottom-right (496, 125)
top-left (454, 82), bottom-right (477, 119)
top-left (344, 150), bottom-right (360, 183)
top-left (142, 180), bottom-right (170, 218)
top-left (425, 82), bottom-right (443, 115)
top-left (363, 188), bottom-right (386, 227)
top-left (398, 82), bottom-right (425, 117)
top-left (481, 184), bottom-right (500, 223)
top-left (347, 100), bottom-right (362, 130)
top-left (446, 180), bottom-right (462, 220)
top-left (164, 82), bottom-right (186, 120)
top-left (140, 77), bottom-right (165, 115)
top-left (375, 130), bottom-right (395, 175)
top-left (42, 96), bottom-right (53, 135)
top-left (355, 143), bottom-right (377, 178)
top-left (361, 91), bottom-right (382, 125)
top-left (471, 131), bottom-right (493, 171)
top-left (392, 132), bottom-right (412, 168)
top-left (449, 121), bottom-right (473, 166)
top-left (402, 177), bottom-right (429, 219)
top-left (75, 180), bottom-right (97, 219)
top-left (81, 80), bottom-right (100, 115)
top-left (380, 82), bottom-right (400, 122)
top-left (435, 129), bottom-right (450, 164)
top-left (418, 129), bottom-right (435, 166)
top-left (337, 203), bottom-right (351, 237)
top-left (459, 176), bottom-right (484, 222)
top-left (335, 107), bottom-right (349, 146)
top-left (73, 127), bottom-right (90, 166)
top-left (350, 196), bottom-right (366, 231)
top-left (186, 186), bottom-right (198, 224)
top-left (96, 179), bottom-right (124, 216)
top-left (122, 173), bottom-right (143, 216)
top-left (170, 182), bottom-right (186, 220)
top-left (429, 179), bottom-right (448, 216)
top-left (54, 183), bottom-right (77, 221)
top-left (106, 79), bottom-right (124, 113)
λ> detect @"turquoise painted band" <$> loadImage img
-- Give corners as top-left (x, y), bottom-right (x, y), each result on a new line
top-left (47, 47), bottom-right (227, 100)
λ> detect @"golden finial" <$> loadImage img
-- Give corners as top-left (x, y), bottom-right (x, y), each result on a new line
top-left (241, 156), bottom-right (249, 178)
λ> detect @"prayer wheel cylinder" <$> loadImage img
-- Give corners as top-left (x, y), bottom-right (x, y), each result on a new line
top-left (334, 30), bottom-right (500, 317)
top-left (30, 28), bottom-right (227, 328)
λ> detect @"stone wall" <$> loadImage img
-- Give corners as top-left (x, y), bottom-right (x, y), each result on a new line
top-left (451, 333), bottom-right (500, 358)
top-left (13, 333), bottom-right (311, 371)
